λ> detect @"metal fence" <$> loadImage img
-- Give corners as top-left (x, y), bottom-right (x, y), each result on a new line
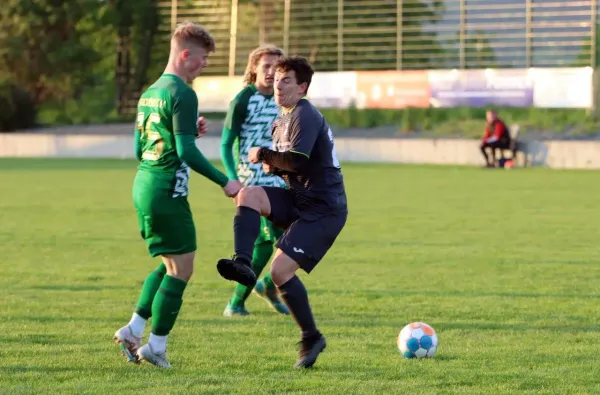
top-left (156, 0), bottom-right (598, 76)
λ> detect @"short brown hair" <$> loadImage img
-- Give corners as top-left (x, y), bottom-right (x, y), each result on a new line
top-left (243, 44), bottom-right (285, 87)
top-left (171, 22), bottom-right (216, 52)
top-left (274, 56), bottom-right (314, 94)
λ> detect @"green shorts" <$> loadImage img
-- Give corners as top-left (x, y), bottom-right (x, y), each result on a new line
top-left (133, 173), bottom-right (196, 257)
top-left (256, 217), bottom-right (284, 245)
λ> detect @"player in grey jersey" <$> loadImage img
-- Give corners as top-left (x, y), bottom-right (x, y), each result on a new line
top-left (217, 56), bottom-right (348, 369)
top-left (219, 45), bottom-right (289, 317)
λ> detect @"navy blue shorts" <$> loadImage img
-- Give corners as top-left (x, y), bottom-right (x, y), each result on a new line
top-left (263, 187), bottom-right (347, 273)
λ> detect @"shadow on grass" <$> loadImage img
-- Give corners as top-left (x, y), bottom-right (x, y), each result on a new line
top-left (0, 334), bottom-right (68, 345)
top-left (0, 364), bottom-right (150, 375)
top-left (311, 288), bottom-right (600, 300)
top-left (436, 321), bottom-right (600, 334)
top-left (0, 158), bottom-right (135, 171)
top-left (322, 315), bottom-right (600, 334)
top-left (30, 285), bottom-right (130, 291)
top-left (8, 315), bottom-right (120, 324)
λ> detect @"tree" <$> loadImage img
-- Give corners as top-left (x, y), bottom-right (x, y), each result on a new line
top-left (464, 30), bottom-right (498, 69)
top-left (400, 0), bottom-right (446, 69)
top-left (256, 0), bottom-right (276, 44)
top-left (170, 0), bottom-right (447, 73)
top-left (285, 0), bottom-right (446, 71)
top-left (0, 0), bottom-right (162, 120)
top-left (0, 0), bottom-right (102, 105)
top-left (288, 1), bottom-right (338, 70)
top-left (105, 0), bottom-right (161, 114)
top-left (574, 25), bottom-right (598, 68)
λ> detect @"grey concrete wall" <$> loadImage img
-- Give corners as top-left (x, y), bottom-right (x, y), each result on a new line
top-left (1, 133), bottom-right (599, 169)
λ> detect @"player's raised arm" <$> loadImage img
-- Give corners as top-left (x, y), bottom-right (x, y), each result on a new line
top-left (220, 96), bottom-right (245, 180)
top-left (172, 89), bottom-right (229, 187)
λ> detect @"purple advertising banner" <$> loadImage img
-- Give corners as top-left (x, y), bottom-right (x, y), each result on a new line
top-left (428, 69), bottom-right (534, 108)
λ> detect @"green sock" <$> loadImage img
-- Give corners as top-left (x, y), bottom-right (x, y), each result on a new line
top-left (151, 275), bottom-right (187, 336)
top-left (135, 263), bottom-right (167, 319)
top-left (230, 241), bottom-right (273, 306)
top-left (261, 272), bottom-right (276, 292)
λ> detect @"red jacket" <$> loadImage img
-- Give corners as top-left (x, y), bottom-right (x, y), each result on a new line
top-left (482, 120), bottom-right (509, 143)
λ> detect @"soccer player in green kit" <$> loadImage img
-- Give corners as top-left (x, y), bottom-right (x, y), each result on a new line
top-left (220, 44), bottom-right (290, 317)
top-left (113, 22), bottom-right (242, 368)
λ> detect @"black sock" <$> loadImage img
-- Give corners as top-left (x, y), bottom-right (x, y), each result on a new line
top-left (233, 206), bottom-right (261, 264)
top-left (278, 276), bottom-right (319, 340)
top-left (480, 147), bottom-right (489, 164)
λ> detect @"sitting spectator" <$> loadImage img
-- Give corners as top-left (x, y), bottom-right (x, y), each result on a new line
top-left (480, 110), bottom-right (511, 168)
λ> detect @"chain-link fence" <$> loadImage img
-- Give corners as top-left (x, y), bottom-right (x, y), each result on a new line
top-left (156, 0), bottom-right (598, 76)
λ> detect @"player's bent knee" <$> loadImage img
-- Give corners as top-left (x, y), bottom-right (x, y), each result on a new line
top-left (270, 250), bottom-right (300, 287)
top-left (236, 187), bottom-right (255, 206)
top-left (237, 186), bottom-right (270, 216)
top-left (162, 251), bottom-right (195, 281)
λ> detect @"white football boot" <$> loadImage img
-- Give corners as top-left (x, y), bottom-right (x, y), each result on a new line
top-left (113, 325), bottom-right (142, 363)
top-left (136, 343), bottom-right (172, 368)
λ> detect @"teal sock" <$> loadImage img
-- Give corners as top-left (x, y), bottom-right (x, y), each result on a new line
top-left (230, 242), bottom-right (273, 306)
top-left (151, 275), bottom-right (187, 336)
top-left (261, 272), bottom-right (276, 292)
top-left (135, 263), bottom-right (167, 319)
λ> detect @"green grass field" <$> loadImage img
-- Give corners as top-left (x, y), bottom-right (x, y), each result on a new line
top-left (1, 159), bottom-right (600, 394)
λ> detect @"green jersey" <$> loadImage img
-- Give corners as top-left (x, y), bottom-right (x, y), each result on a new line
top-left (135, 74), bottom-right (228, 198)
top-left (132, 74), bottom-right (228, 257)
top-left (221, 84), bottom-right (286, 188)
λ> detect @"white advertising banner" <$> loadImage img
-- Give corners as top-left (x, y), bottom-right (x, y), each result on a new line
top-left (193, 72), bottom-right (358, 111)
top-left (531, 67), bottom-right (593, 109)
top-left (192, 67), bottom-right (594, 111)
top-left (306, 71), bottom-right (358, 109)
top-left (192, 76), bottom-right (244, 112)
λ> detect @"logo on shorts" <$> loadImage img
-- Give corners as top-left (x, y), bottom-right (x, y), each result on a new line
top-left (293, 247), bottom-right (304, 254)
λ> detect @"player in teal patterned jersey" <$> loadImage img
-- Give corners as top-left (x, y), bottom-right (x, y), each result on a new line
top-left (113, 22), bottom-right (242, 368)
top-left (220, 45), bottom-right (290, 317)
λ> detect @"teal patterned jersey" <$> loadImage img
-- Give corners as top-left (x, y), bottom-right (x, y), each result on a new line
top-left (222, 84), bottom-right (286, 187)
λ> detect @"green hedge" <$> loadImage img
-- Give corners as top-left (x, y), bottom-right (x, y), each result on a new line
top-left (37, 85), bottom-right (131, 126)
top-left (203, 106), bottom-right (599, 138)
top-left (36, 95), bottom-right (600, 138)
top-left (321, 107), bottom-right (600, 138)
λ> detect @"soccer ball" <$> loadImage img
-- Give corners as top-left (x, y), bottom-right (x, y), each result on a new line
top-left (397, 322), bottom-right (438, 359)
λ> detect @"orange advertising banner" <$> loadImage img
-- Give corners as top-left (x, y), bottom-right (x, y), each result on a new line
top-left (356, 70), bottom-right (431, 109)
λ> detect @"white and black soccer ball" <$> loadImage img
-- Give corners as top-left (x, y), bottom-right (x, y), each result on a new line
top-left (397, 322), bottom-right (438, 359)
